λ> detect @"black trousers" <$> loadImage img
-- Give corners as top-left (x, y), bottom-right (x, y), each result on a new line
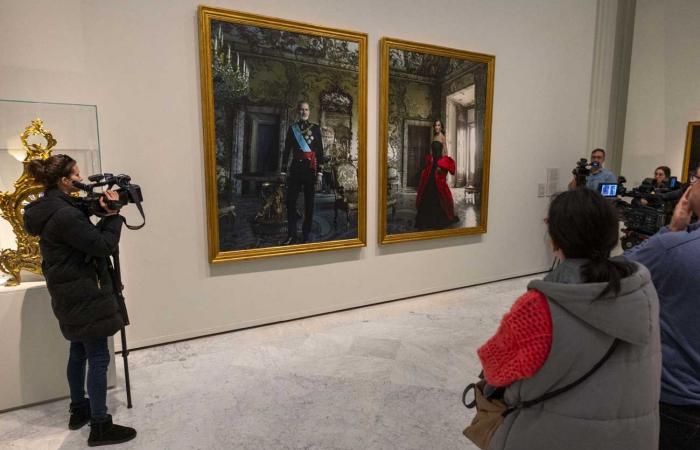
top-left (286, 175), bottom-right (315, 238)
top-left (659, 402), bottom-right (700, 450)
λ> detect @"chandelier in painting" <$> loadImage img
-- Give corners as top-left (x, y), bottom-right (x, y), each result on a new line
top-left (211, 25), bottom-right (250, 98)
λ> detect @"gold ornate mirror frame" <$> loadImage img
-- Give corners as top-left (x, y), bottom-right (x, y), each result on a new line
top-left (0, 119), bottom-right (56, 286)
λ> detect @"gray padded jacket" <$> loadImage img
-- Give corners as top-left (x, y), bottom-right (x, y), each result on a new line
top-left (489, 259), bottom-right (661, 450)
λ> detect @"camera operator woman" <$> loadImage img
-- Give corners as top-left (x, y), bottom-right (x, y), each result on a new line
top-left (23, 154), bottom-right (137, 447)
top-left (475, 188), bottom-right (660, 450)
top-left (653, 165), bottom-right (671, 188)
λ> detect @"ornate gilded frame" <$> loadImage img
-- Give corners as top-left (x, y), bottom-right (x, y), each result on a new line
top-left (198, 6), bottom-right (367, 262)
top-left (378, 37), bottom-right (495, 244)
top-left (681, 121), bottom-right (700, 182)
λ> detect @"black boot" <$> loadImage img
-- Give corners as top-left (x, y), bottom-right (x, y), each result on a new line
top-left (87, 414), bottom-right (137, 447)
top-left (68, 399), bottom-right (91, 430)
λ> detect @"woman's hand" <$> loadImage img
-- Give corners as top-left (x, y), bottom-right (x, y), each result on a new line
top-left (99, 190), bottom-right (120, 216)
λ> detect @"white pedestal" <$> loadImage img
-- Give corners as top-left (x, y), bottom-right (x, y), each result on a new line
top-left (0, 281), bottom-right (116, 412)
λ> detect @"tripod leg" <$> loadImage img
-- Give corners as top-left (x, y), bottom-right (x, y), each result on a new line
top-left (120, 327), bottom-right (133, 408)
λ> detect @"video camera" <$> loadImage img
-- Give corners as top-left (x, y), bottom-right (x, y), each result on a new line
top-left (74, 173), bottom-right (145, 230)
top-left (613, 176), bottom-right (681, 249)
top-left (572, 158), bottom-right (600, 188)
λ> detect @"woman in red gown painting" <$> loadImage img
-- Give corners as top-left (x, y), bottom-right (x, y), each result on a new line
top-left (415, 119), bottom-right (458, 230)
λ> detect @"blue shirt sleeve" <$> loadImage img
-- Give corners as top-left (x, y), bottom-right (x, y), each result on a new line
top-left (624, 229), bottom-right (667, 271)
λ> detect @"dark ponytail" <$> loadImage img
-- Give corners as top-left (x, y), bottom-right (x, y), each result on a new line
top-left (27, 154), bottom-right (76, 188)
top-left (547, 188), bottom-right (636, 298)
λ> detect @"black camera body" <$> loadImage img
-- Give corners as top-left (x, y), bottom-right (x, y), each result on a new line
top-left (614, 176), bottom-right (680, 249)
top-left (572, 158), bottom-right (600, 188)
top-left (74, 173), bottom-right (144, 218)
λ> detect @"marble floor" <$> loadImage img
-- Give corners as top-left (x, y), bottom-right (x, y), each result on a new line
top-left (0, 275), bottom-right (539, 450)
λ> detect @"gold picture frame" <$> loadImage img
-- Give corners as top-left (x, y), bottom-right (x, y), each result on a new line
top-left (199, 6), bottom-right (367, 262)
top-left (681, 121), bottom-right (700, 182)
top-left (378, 37), bottom-right (494, 245)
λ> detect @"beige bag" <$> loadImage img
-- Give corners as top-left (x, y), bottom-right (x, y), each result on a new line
top-left (462, 339), bottom-right (619, 450)
top-left (462, 379), bottom-right (508, 450)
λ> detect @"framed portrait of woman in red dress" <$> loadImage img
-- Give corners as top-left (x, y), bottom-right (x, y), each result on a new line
top-left (378, 37), bottom-right (494, 244)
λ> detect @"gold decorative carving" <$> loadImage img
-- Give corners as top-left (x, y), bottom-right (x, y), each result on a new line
top-left (254, 182), bottom-right (286, 225)
top-left (0, 119), bottom-right (56, 286)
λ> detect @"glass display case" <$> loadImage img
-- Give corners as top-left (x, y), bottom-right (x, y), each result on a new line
top-left (0, 99), bottom-right (102, 286)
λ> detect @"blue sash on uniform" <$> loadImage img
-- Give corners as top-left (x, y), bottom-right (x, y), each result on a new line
top-left (291, 123), bottom-right (312, 153)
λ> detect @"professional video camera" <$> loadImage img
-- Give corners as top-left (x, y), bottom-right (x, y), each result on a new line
top-left (74, 173), bottom-right (145, 230)
top-left (613, 176), bottom-right (680, 249)
top-left (572, 158), bottom-right (600, 188)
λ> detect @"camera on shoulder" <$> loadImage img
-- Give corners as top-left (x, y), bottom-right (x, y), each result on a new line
top-left (572, 158), bottom-right (600, 188)
top-left (73, 173), bottom-right (145, 230)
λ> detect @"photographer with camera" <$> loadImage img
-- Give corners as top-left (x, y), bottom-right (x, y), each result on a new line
top-left (653, 166), bottom-right (671, 188)
top-left (624, 177), bottom-right (700, 450)
top-left (568, 148), bottom-right (617, 191)
top-left (23, 155), bottom-right (137, 447)
top-left (656, 164), bottom-right (700, 205)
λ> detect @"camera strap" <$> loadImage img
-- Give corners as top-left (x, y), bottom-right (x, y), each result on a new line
top-left (122, 199), bottom-right (146, 230)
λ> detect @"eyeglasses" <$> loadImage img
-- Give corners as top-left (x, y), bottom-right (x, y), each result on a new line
top-left (691, 175), bottom-right (699, 184)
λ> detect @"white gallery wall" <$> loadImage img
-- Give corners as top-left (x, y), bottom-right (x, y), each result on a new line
top-left (622, 0), bottom-right (700, 184)
top-left (0, 0), bottom-right (598, 349)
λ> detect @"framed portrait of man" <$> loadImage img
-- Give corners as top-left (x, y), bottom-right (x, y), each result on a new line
top-left (378, 38), bottom-right (494, 244)
top-left (199, 6), bottom-right (367, 262)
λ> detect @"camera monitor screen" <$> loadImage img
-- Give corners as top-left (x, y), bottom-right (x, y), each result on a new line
top-left (669, 176), bottom-right (678, 189)
top-left (599, 183), bottom-right (618, 197)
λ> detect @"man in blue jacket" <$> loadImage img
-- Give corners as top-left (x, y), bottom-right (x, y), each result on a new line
top-left (625, 177), bottom-right (700, 450)
top-left (568, 148), bottom-right (618, 191)
top-left (281, 101), bottom-right (324, 244)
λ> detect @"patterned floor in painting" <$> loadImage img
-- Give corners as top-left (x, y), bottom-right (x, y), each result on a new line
top-left (220, 192), bottom-right (359, 251)
top-left (387, 189), bottom-right (481, 235)
top-left (0, 275), bottom-right (540, 450)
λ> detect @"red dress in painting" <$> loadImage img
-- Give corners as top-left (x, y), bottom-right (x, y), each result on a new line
top-left (415, 140), bottom-right (457, 230)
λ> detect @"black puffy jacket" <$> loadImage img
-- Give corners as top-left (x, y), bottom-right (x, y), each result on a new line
top-left (24, 188), bottom-right (124, 341)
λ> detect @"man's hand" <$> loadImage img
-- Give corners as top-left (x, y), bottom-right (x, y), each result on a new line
top-left (99, 190), bottom-right (120, 216)
top-left (668, 187), bottom-right (692, 231)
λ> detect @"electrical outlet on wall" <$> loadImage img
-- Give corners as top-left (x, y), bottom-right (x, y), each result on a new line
top-left (538, 183), bottom-right (546, 197)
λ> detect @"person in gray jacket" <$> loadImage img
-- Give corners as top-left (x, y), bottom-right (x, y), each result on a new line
top-left (477, 188), bottom-right (661, 450)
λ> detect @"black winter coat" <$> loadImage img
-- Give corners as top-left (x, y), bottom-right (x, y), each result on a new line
top-left (24, 188), bottom-right (124, 341)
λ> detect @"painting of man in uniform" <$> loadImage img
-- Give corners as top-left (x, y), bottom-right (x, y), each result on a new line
top-left (208, 17), bottom-right (362, 253)
top-left (381, 39), bottom-right (493, 242)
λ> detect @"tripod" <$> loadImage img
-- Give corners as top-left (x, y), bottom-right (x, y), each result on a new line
top-left (108, 247), bottom-right (133, 409)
